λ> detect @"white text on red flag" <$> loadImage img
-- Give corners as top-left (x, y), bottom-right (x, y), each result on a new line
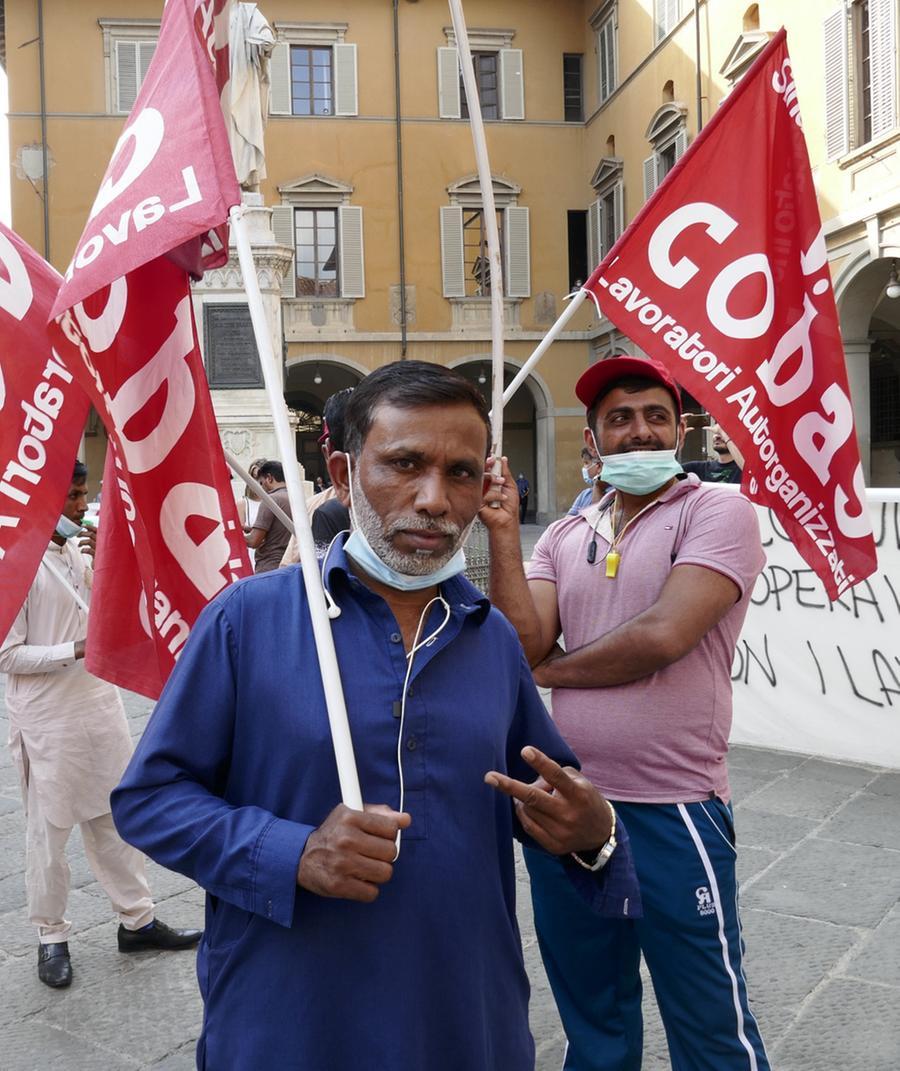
top-left (50, 259), bottom-right (252, 699)
top-left (585, 30), bottom-right (877, 600)
top-left (49, 0), bottom-right (240, 319)
top-left (0, 226), bottom-right (89, 642)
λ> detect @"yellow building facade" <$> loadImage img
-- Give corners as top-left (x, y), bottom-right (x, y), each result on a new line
top-left (5, 0), bottom-right (899, 516)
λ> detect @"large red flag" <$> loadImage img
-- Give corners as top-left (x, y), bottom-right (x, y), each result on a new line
top-left (585, 29), bottom-right (877, 601)
top-left (50, 0), bottom-right (237, 319)
top-left (50, 0), bottom-right (251, 698)
top-left (0, 226), bottom-right (90, 642)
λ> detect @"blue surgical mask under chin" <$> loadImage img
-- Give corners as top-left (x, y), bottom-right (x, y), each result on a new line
top-left (343, 455), bottom-right (468, 592)
top-left (344, 528), bottom-right (467, 592)
top-left (55, 514), bottom-right (83, 540)
top-left (581, 466), bottom-right (594, 486)
top-left (597, 449), bottom-right (683, 496)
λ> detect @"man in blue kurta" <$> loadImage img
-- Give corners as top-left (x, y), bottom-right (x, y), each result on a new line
top-left (112, 361), bottom-right (638, 1070)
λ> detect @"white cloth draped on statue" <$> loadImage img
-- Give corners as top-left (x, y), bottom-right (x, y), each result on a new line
top-left (229, 2), bottom-right (275, 189)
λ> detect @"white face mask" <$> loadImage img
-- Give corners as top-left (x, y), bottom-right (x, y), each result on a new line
top-left (55, 514), bottom-right (83, 540)
top-left (343, 456), bottom-right (471, 591)
top-left (590, 430), bottom-right (682, 495)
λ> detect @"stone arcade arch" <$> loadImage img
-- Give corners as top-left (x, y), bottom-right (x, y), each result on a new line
top-left (283, 356), bottom-right (365, 484)
top-left (834, 256), bottom-right (900, 487)
top-left (449, 357), bottom-right (555, 523)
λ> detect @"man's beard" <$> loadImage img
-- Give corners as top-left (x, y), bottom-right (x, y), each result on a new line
top-left (351, 471), bottom-right (465, 575)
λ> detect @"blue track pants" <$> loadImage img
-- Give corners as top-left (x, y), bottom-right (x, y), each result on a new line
top-left (525, 799), bottom-right (770, 1071)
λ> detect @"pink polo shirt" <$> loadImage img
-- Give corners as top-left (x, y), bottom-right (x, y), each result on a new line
top-left (528, 475), bottom-right (764, 804)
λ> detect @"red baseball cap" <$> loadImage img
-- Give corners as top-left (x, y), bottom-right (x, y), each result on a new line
top-left (575, 356), bottom-right (682, 417)
top-left (317, 420), bottom-right (330, 445)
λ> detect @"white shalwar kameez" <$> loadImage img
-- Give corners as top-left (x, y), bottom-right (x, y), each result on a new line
top-left (0, 538), bottom-right (153, 943)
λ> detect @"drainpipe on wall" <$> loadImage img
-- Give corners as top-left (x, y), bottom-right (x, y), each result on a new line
top-left (694, 0), bottom-right (703, 134)
top-left (392, 0), bottom-right (408, 357)
top-left (37, 0), bottom-right (51, 260)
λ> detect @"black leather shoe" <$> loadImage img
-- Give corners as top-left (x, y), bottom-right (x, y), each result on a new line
top-left (37, 942), bottom-right (72, 988)
top-left (117, 918), bottom-right (202, 953)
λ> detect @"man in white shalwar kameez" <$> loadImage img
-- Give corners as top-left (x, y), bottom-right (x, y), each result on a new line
top-left (0, 462), bottom-right (201, 988)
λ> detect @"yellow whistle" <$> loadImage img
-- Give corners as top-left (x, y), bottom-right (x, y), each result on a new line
top-left (605, 551), bottom-right (621, 579)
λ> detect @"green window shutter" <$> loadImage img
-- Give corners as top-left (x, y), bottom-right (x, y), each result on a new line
top-left (869, 0), bottom-right (898, 141)
top-left (271, 206), bottom-right (296, 298)
top-left (643, 155), bottom-right (658, 202)
top-left (116, 41), bottom-right (139, 113)
top-left (339, 205), bottom-right (365, 298)
top-left (823, 8), bottom-right (850, 159)
top-left (269, 42), bottom-right (292, 116)
top-left (587, 199), bottom-right (601, 272)
top-left (334, 43), bottom-right (358, 117)
top-left (438, 47), bottom-right (461, 119)
top-left (504, 206), bottom-right (530, 298)
top-left (440, 206), bottom-right (465, 297)
top-left (499, 49), bottom-right (525, 120)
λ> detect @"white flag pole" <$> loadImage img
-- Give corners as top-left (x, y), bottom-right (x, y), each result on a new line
top-left (499, 290), bottom-right (589, 409)
top-left (224, 450), bottom-right (295, 534)
top-left (42, 556), bottom-right (91, 614)
top-left (449, 0), bottom-right (505, 470)
top-left (229, 203), bottom-right (363, 811)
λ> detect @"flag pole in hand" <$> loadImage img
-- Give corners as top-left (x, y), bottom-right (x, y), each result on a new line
top-left (449, 0), bottom-right (505, 492)
top-left (230, 205), bottom-right (363, 811)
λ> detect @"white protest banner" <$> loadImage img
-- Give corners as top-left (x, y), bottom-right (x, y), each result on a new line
top-left (732, 490), bottom-right (900, 768)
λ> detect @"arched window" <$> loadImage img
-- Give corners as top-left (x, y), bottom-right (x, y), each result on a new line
top-left (643, 103), bottom-right (688, 200)
top-left (588, 158), bottom-right (625, 269)
top-left (440, 175), bottom-right (530, 301)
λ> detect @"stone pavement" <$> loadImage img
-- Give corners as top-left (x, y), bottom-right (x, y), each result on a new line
top-left (2, 681), bottom-right (899, 1068)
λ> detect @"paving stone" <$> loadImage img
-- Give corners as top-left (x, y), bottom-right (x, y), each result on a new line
top-left (78, 890), bottom-right (203, 957)
top-left (743, 775), bottom-right (857, 821)
top-left (640, 981), bottom-right (669, 1062)
top-left (151, 1042), bottom-right (200, 1069)
top-left (818, 791), bottom-right (900, 850)
top-left (0, 833), bottom-right (26, 881)
top-left (0, 886), bottom-right (117, 957)
top-left (840, 902), bottom-right (900, 987)
top-left (792, 757), bottom-right (882, 787)
top-left (145, 859), bottom-right (200, 902)
top-left (0, 938), bottom-right (146, 1027)
top-left (0, 793), bottom-right (21, 815)
top-left (868, 771), bottom-right (900, 798)
top-left (739, 908), bottom-right (859, 1042)
top-left (0, 868), bottom-right (27, 912)
top-left (128, 712), bottom-right (153, 738)
top-left (745, 838), bottom-right (900, 927)
top-left (0, 809), bottom-right (25, 838)
top-left (2, 1020), bottom-right (141, 1070)
top-left (774, 978), bottom-right (900, 1071)
top-left (37, 947), bottom-right (203, 1064)
top-left (736, 844), bottom-right (779, 884)
top-left (728, 745), bottom-right (808, 775)
top-left (735, 807), bottom-right (818, 853)
top-left (530, 969), bottom-right (565, 1070)
top-left (728, 767), bottom-right (780, 804)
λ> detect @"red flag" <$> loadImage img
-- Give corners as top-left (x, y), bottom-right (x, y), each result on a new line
top-left (49, 0), bottom-right (251, 698)
top-left (52, 259), bottom-right (252, 698)
top-left (0, 225), bottom-right (90, 642)
top-left (49, 0), bottom-right (239, 319)
top-left (585, 29), bottom-right (876, 600)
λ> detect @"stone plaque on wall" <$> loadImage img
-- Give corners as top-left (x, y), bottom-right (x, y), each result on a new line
top-left (203, 303), bottom-right (263, 388)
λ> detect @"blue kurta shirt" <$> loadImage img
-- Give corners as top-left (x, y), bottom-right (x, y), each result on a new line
top-left (112, 540), bottom-right (638, 1070)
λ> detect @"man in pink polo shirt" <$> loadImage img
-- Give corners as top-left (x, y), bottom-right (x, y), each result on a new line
top-left (485, 356), bottom-right (770, 1071)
